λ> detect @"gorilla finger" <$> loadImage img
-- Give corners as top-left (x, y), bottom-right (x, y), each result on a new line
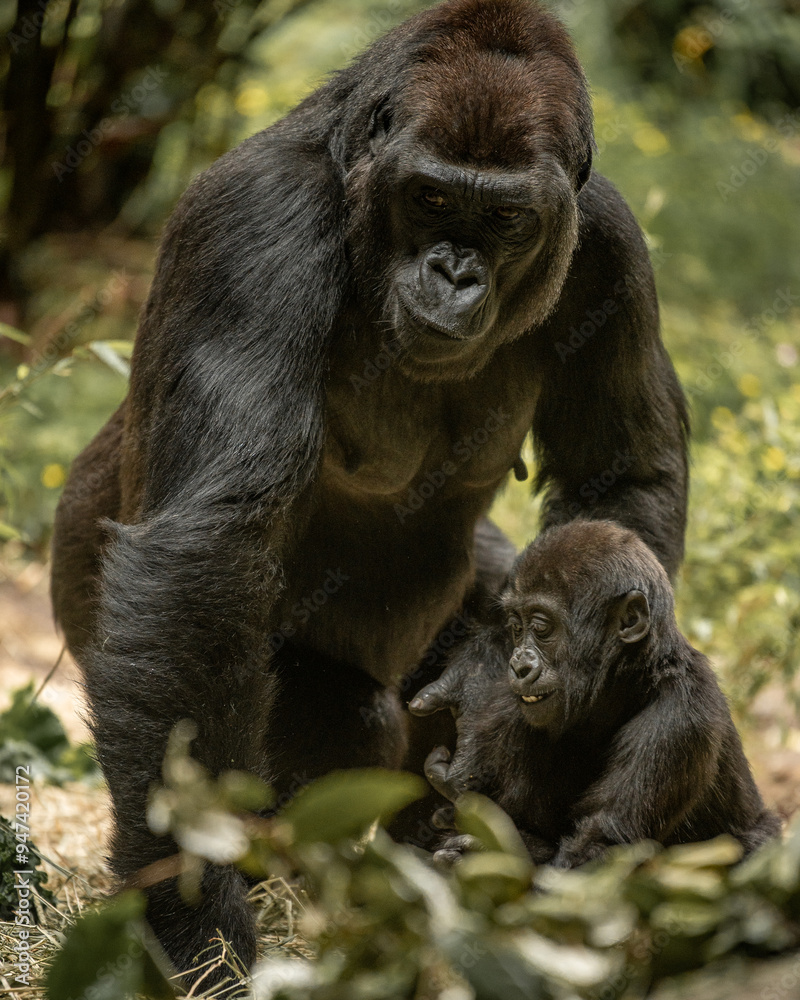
top-left (432, 834), bottom-right (481, 870)
top-left (441, 834), bottom-right (480, 854)
top-left (432, 848), bottom-right (464, 871)
top-left (424, 745), bottom-right (451, 769)
top-left (409, 680), bottom-right (452, 715)
top-left (423, 746), bottom-right (452, 790)
top-left (432, 805), bottom-right (456, 830)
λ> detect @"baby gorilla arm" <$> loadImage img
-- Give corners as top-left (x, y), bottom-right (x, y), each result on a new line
top-left (553, 673), bottom-right (723, 867)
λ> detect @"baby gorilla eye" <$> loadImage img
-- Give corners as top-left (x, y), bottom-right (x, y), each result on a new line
top-left (531, 615), bottom-right (553, 638)
top-left (422, 188), bottom-right (448, 209)
top-left (508, 617), bottom-right (523, 643)
top-left (494, 205), bottom-right (520, 220)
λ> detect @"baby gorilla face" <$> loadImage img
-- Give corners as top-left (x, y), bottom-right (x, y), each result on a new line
top-left (501, 525), bottom-right (654, 735)
top-left (505, 599), bottom-right (567, 730)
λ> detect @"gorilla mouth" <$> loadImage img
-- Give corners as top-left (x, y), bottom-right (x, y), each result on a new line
top-left (521, 691), bottom-right (554, 704)
top-left (396, 294), bottom-right (468, 341)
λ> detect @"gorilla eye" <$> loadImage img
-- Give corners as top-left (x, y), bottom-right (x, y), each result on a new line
top-left (531, 615), bottom-right (553, 638)
top-left (508, 617), bottom-right (523, 643)
top-left (494, 206), bottom-right (520, 220)
top-left (421, 189), bottom-right (448, 209)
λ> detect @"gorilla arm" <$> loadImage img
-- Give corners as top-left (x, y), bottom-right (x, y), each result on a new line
top-left (79, 123), bottom-right (348, 977)
top-left (552, 667), bottom-right (723, 868)
top-left (532, 173), bottom-right (689, 580)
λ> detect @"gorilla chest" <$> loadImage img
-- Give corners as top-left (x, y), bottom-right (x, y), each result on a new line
top-left (321, 365), bottom-right (536, 498)
top-left (276, 354), bottom-right (537, 682)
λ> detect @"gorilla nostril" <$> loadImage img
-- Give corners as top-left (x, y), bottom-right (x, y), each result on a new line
top-left (429, 260), bottom-right (463, 287)
top-left (510, 650), bottom-right (541, 683)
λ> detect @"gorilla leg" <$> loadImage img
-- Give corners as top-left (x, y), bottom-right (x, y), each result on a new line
top-left (263, 643), bottom-right (409, 801)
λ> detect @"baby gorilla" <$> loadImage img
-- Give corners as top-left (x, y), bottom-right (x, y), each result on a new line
top-left (410, 520), bottom-right (780, 868)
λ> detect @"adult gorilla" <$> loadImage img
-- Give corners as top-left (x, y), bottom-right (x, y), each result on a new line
top-left (51, 0), bottom-right (688, 984)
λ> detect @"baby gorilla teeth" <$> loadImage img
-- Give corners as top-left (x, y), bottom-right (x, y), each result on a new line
top-left (522, 693), bottom-right (545, 703)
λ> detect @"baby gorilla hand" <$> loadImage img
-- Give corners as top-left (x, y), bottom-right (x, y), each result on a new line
top-left (423, 745), bottom-right (473, 802)
top-left (552, 818), bottom-right (615, 869)
top-left (408, 661), bottom-right (466, 718)
top-left (432, 833), bottom-right (482, 871)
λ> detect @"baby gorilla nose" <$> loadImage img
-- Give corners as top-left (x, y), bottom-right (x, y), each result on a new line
top-left (509, 646), bottom-right (542, 685)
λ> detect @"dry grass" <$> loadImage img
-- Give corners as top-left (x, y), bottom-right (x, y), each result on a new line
top-left (0, 778), bottom-right (312, 998)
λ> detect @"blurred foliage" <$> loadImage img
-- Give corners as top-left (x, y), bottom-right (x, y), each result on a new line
top-left (570, 0), bottom-right (800, 117)
top-left (0, 682), bottom-right (100, 784)
top-left (678, 386), bottom-right (800, 713)
top-left (47, 742), bottom-right (800, 999)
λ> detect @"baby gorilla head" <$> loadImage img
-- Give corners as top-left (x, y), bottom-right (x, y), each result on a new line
top-left (501, 519), bottom-right (673, 734)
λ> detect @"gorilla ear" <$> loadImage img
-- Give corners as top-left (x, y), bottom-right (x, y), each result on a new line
top-left (576, 144), bottom-right (593, 191)
top-left (616, 590), bottom-right (650, 644)
top-left (369, 97), bottom-right (394, 155)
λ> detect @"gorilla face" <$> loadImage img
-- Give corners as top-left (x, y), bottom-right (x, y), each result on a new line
top-left (390, 154), bottom-right (558, 342)
top-left (343, 35), bottom-right (593, 382)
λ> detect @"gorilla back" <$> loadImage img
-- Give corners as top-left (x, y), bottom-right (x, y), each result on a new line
top-left (51, 0), bottom-right (688, 986)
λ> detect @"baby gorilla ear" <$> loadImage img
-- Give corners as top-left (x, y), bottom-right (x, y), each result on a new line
top-left (616, 590), bottom-right (650, 644)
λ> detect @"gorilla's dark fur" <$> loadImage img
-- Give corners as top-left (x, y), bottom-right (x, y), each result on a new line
top-left (52, 0), bottom-right (688, 983)
top-left (412, 521), bottom-right (780, 868)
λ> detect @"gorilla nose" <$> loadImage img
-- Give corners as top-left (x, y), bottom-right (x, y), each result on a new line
top-left (509, 647), bottom-right (542, 684)
top-left (421, 248), bottom-right (489, 317)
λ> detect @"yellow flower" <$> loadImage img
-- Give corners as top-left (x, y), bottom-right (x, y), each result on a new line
top-left (711, 406), bottom-right (735, 430)
top-left (737, 373), bottom-right (761, 398)
top-left (762, 447), bottom-right (786, 473)
top-left (41, 464), bottom-right (65, 489)
top-left (632, 126), bottom-right (669, 156)
top-left (235, 86), bottom-right (269, 117)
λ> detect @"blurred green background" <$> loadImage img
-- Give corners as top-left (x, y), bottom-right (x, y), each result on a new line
top-left (0, 0), bottom-right (798, 715)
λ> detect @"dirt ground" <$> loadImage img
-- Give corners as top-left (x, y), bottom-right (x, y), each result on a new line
top-left (1, 562), bottom-right (800, 929)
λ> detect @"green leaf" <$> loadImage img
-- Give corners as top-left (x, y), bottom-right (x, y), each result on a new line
top-left (456, 792), bottom-right (532, 862)
top-left (281, 769), bottom-right (425, 846)
top-left (45, 892), bottom-right (175, 1000)
top-left (454, 935), bottom-right (550, 1000)
top-left (458, 851), bottom-right (534, 903)
top-left (0, 683), bottom-right (69, 756)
